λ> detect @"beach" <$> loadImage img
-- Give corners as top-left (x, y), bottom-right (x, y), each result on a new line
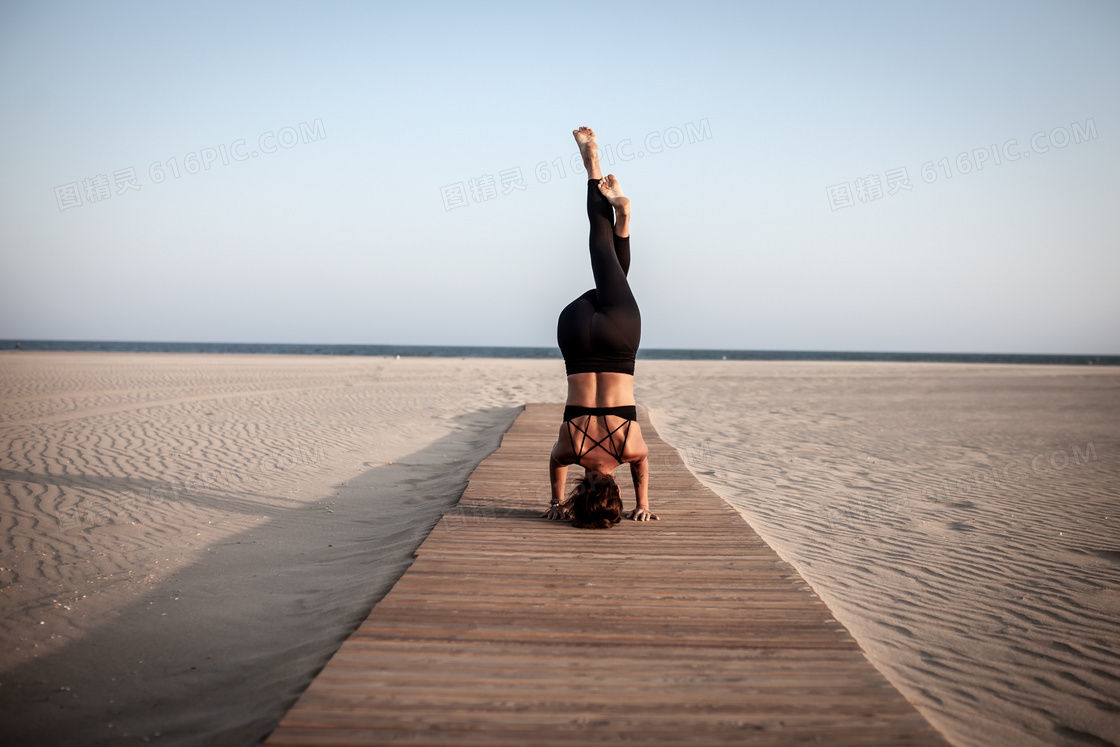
top-left (0, 352), bottom-right (1117, 746)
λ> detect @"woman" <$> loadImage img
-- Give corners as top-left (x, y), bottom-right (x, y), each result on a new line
top-left (540, 126), bottom-right (657, 528)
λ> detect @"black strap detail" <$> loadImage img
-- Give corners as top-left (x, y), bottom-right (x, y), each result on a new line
top-left (563, 406), bottom-right (635, 463)
top-left (563, 405), bottom-right (637, 421)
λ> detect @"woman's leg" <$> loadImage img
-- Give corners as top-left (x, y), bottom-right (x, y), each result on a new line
top-left (586, 175), bottom-right (635, 309)
top-left (573, 128), bottom-right (635, 309)
top-left (562, 127), bottom-right (640, 363)
top-left (613, 234), bottom-right (630, 277)
top-left (574, 127), bottom-right (630, 276)
top-left (608, 182), bottom-right (630, 276)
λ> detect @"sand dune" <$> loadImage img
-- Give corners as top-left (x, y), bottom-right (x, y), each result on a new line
top-left (1, 353), bottom-right (1117, 746)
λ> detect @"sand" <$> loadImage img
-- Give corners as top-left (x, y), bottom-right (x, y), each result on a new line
top-left (0, 352), bottom-right (1117, 746)
top-left (640, 362), bottom-right (1120, 747)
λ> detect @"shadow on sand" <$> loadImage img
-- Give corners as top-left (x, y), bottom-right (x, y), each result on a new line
top-left (0, 406), bottom-right (523, 747)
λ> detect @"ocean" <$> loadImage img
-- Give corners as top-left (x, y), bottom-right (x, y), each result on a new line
top-left (1, 339), bottom-right (1115, 365)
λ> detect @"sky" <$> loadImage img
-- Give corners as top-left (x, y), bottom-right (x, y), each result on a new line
top-left (1, 0), bottom-right (1117, 354)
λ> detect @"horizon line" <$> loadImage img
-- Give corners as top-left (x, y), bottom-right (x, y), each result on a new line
top-left (1, 339), bottom-right (1116, 364)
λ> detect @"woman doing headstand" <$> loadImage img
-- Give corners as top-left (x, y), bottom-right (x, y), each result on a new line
top-left (541, 126), bottom-right (656, 528)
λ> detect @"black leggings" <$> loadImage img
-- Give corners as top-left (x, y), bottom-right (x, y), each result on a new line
top-left (556, 179), bottom-right (641, 375)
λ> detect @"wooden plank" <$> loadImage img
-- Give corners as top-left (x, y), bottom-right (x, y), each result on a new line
top-left (265, 403), bottom-right (947, 745)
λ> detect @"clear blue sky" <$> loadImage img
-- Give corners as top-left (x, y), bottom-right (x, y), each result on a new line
top-left (2, 0), bottom-right (1117, 354)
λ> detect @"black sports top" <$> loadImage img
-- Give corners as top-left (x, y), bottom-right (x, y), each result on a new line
top-left (562, 405), bottom-right (637, 463)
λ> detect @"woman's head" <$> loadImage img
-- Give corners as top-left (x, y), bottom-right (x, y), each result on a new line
top-left (564, 471), bottom-right (622, 529)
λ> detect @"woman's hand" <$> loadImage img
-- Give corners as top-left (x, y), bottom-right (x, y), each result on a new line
top-left (540, 504), bottom-right (569, 521)
top-left (626, 506), bottom-right (659, 521)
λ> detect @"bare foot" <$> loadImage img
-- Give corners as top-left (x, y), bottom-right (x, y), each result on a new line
top-left (573, 126), bottom-right (602, 178)
top-left (598, 174), bottom-right (630, 211)
top-left (572, 126), bottom-right (598, 163)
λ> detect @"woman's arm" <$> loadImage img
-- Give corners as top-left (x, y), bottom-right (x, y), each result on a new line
top-left (541, 449), bottom-right (569, 520)
top-left (626, 455), bottom-right (658, 521)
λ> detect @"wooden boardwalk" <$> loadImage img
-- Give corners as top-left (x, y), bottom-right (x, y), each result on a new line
top-left (265, 403), bottom-right (947, 746)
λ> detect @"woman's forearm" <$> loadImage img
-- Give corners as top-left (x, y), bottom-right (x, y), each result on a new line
top-left (550, 455), bottom-right (569, 503)
top-left (630, 456), bottom-right (649, 508)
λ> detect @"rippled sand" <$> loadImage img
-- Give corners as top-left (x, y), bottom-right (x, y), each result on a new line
top-left (640, 361), bottom-right (1120, 747)
top-left (1, 352), bottom-right (1117, 746)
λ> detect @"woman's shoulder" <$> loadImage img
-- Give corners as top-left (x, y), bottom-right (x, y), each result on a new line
top-left (623, 423), bottom-right (648, 461)
top-left (551, 426), bottom-right (577, 464)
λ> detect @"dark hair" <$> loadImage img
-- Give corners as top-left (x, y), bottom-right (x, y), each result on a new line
top-left (563, 472), bottom-right (622, 529)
